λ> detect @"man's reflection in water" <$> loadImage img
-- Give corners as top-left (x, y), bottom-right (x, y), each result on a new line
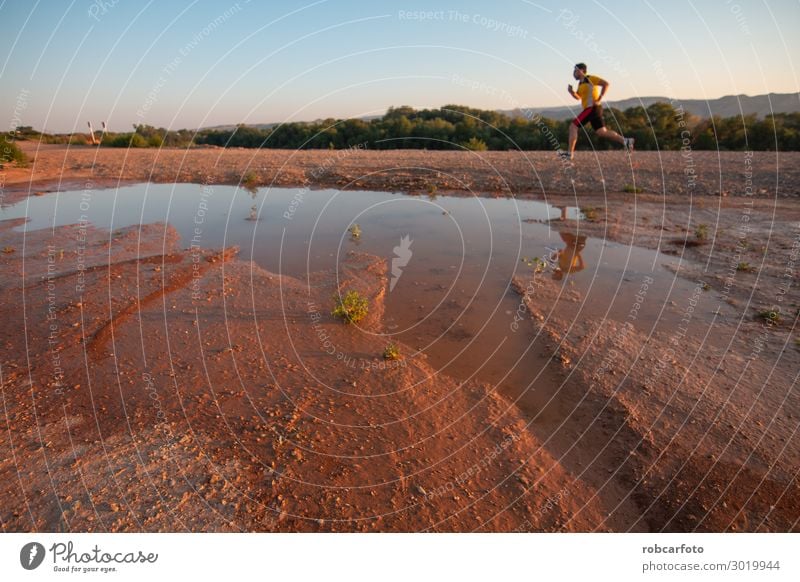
top-left (551, 231), bottom-right (587, 281)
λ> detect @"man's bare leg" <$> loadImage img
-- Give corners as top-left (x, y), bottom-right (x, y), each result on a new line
top-left (595, 126), bottom-right (625, 145)
top-left (568, 123), bottom-right (579, 156)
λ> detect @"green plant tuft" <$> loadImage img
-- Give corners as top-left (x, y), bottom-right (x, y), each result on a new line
top-left (0, 134), bottom-right (28, 167)
top-left (756, 309), bottom-right (781, 326)
top-left (332, 290), bottom-right (369, 324)
top-left (462, 137), bottom-right (488, 151)
top-left (383, 343), bottom-right (400, 360)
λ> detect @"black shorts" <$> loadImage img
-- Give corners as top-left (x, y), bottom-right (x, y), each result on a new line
top-left (573, 105), bottom-right (605, 130)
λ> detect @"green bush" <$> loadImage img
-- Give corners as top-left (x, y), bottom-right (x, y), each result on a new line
top-left (332, 290), bottom-right (369, 324)
top-left (106, 133), bottom-right (148, 148)
top-left (128, 133), bottom-right (148, 148)
top-left (0, 134), bottom-right (27, 166)
top-left (106, 134), bottom-right (126, 147)
top-left (383, 343), bottom-right (400, 360)
top-left (462, 137), bottom-right (488, 151)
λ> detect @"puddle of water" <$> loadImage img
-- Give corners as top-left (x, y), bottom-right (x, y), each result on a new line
top-left (2, 184), bottom-right (718, 415)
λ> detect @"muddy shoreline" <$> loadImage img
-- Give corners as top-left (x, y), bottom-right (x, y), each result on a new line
top-left (0, 145), bottom-right (797, 532)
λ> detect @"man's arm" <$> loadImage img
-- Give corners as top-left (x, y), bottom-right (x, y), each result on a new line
top-left (593, 76), bottom-right (609, 103)
top-left (567, 84), bottom-right (580, 100)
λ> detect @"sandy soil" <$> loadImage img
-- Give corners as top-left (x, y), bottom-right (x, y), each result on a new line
top-left (0, 144), bottom-right (797, 531)
top-left (3, 142), bottom-right (800, 201)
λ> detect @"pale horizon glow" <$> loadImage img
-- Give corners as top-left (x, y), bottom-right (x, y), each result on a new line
top-left (1, 0), bottom-right (799, 133)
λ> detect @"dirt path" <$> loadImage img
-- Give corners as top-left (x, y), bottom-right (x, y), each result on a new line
top-left (3, 142), bottom-right (800, 201)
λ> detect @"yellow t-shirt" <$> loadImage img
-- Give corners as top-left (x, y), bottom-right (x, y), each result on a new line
top-left (576, 75), bottom-right (604, 109)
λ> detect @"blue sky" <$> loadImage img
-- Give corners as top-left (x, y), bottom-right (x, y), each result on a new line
top-left (2, 0), bottom-right (799, 132)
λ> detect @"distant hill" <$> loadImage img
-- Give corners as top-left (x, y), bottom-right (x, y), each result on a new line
top-left (501, 92), bottom-right (800, 121)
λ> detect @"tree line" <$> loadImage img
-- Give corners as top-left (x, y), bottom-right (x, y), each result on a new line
top-left (13, 103), bottom-right (800, 152)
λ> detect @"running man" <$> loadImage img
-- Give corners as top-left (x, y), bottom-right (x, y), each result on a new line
top-left (561, 63), bottom-right (633, 160)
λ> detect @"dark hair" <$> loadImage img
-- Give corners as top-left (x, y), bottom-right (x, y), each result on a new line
top-left (575, 63), bottom-right (587, 72)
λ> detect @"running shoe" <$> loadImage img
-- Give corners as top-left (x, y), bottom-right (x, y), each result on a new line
top-left (624, 137), bottom-right (635, 153)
